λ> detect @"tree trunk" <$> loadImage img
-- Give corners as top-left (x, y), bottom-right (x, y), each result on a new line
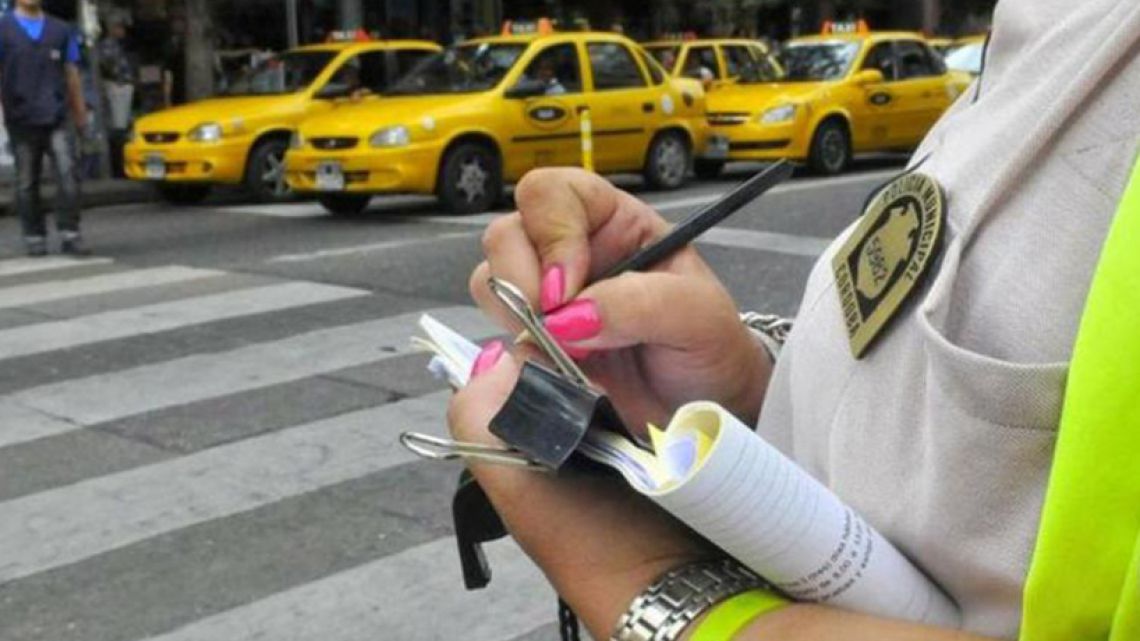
top-left (184, 0), bottom-right (215, 101)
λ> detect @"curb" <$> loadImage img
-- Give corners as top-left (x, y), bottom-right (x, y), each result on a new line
top-left (0, 181), bottom-right (155, 216)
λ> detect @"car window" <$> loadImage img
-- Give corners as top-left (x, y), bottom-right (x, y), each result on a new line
top-left (749, 44), bottom-right (784, 80)
top-left (896, 41), bottom-right (940, 79)
top-left (945, 41), bottom-right (983, 74)
top-left (645, 45), bottom-right (680, 73)
top-left (324, 51), bottom-right (387, 95)
top-left (637, 48), bottom-right (666, 85)
top-left (779, 41), bottom-right (858, 81)
top-left (587, 42), bottom-right (647, 90)
top-left (387, 42), bottom-right (526, 95)
top-left (722, 44), bottom-right (780, 83)
top-left (519, 43), bottom-right (583, 94)
top-left (861, 42), bottom-right (898, 81)
top-left (681, 45), bottom-right (718, 81)
top-left (393, 49), bottom-right (434, 79)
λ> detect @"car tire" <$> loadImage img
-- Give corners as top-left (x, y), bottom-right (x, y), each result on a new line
top-left (155, 183), bottom-right (212, 206)
top-left (808, 119), bottom-right (851, 175)
top-left (246, 137), bottom-right (293, 203)
top-left (644, 130), bottom-right (691, 190)
top-left (693, 159), bottom-right (725, 180)
top-left (318, 194), bottom-right (372, 216)
top-left (438, 142), bottom-right (502, 215)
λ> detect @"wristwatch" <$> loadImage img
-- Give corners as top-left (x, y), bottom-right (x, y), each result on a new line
top-left (610, 558), bottom-right (767, 641)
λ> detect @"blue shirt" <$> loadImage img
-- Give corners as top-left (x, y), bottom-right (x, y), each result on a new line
top-left (0, 13), bottom-right (81, 63)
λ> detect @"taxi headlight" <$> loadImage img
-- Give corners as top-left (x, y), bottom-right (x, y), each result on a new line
top-left (758, 105), bottom-right (797, 124)
top-left (187, 122), bottom-right (223, 143)
top-left (369, 126), bottom-right (410, 148)
top-left (289, 130), bottom-right (304, 150)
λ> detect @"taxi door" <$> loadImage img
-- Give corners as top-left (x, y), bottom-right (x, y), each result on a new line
top-left (501, 42), bottom-right (588, 174)
top-left (888, 40), bottom-right (955, 145)
top-left (582, 41), bottom-right (659, 172)
top-left (846, 41), bottom-right (898, 151)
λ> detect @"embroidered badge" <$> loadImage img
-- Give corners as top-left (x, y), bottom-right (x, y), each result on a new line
top-left (833, 172), bottom-right (944, 358)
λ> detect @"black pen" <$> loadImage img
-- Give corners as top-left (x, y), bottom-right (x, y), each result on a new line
top-left (598, 159), bottom-right (794, 281)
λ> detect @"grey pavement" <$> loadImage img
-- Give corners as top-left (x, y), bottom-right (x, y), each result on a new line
top-left (0, 159), bottom-right (903, 641)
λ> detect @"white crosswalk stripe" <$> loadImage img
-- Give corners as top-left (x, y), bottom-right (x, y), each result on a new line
top-left (0, 255), bottom-right (113, 277)
top-left (0, 393), bottom-right (447, 583)
top-left (0, 305), bottom-right (494, 447)
top-left (0, 255), bottom-right (549, 641)
top-left (0, 281), bottom-right (368, 360)
top-left (0, 265), bottom-right (223, 310)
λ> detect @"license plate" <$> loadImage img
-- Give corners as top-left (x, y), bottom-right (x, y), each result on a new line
top-left (316, 162), bottom-right (345, 191)
top-left (704, 136), bottom-right (730, 160)
top-left (144, 155), bottom-right (166, 179)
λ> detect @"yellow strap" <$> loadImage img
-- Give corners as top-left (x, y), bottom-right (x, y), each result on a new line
top-left (690, 589), bottom-right (788, 641)
top-left (1019, 153), bottom-right (1140, 640)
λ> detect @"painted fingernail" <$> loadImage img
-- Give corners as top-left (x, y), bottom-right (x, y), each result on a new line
top-left (540, 264), bottom-right (566, 313)
top-left (544, 299), bottom-right (602, 342)
top-left (471, 340), bottom-right (506, 378)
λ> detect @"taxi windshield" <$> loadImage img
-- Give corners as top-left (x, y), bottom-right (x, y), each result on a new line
top-left (224, 50), bottom-right (337, 96)
top-left (387, 42), bottom-right (527, 95)
top-left (780, 42), bottom-right (860, 81)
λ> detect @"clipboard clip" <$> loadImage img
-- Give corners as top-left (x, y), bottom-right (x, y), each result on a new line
top-left (401, 276), bottom-right (595, 469)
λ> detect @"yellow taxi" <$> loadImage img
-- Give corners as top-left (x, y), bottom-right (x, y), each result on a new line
top-left (285, 26), bottom-right (717, 215)
top-left (124, 34), bottom-right (440, 204)
top-left (642, 37), bottom-right (783, 90)
top-left (699, 22), bottom-right (972, 176)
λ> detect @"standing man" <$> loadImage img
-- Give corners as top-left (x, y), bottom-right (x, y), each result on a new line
top-left (0, 0), bottom-right (89, 256)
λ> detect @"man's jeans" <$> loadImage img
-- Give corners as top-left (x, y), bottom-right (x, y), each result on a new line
top-left (10, 125), bottom-right (81, 242)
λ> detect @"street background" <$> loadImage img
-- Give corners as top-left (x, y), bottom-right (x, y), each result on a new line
top-left (0, 160), bottom-right (902, 641)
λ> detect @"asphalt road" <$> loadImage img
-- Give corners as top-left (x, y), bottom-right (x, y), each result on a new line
top-left (0, 159), bottom-right (905, 641)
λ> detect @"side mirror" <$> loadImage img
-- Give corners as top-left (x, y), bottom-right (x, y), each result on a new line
top-left (853, 69), bottom-right (885, 86)
top-left (505, 78), bottom-right (547, 99)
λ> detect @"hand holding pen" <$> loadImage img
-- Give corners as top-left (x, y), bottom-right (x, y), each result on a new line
top-left (465, 161), bottom-right (791, 435)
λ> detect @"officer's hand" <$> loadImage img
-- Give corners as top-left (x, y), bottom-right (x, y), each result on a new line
top-left (471, 168), bottom-right (772, 432)
top-left (448, 351), bottom-right (713, 641)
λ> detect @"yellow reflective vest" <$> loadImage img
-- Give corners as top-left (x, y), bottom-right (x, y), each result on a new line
top-left (1020, 154), bottom-right (1140, 639)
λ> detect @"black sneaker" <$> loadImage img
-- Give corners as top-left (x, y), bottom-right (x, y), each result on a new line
top-left (60, 237), bottom-right (92, 257)
top-left (25, 239), bottom-right (47, 257)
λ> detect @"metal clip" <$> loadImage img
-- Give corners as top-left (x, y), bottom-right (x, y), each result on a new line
top-left (399, 432), bottom-right (545, 469)
top-left (488, 277), bottom-right (591, 389)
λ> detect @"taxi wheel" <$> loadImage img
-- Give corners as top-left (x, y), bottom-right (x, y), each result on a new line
top-left (439, 143), bottom-right (502, 215)
top-left (318, 194), bottom-right (372, 216)
top-left (808, 120), bottom-right (851, 175)
top-left (694, 159), bottom-right (725, 180)
top-left (155, 183), bottom-right (212, 206)
top-left (246, 138), bottom-right (293, 203)
top-left (644, 131), bottom-right (691, 190)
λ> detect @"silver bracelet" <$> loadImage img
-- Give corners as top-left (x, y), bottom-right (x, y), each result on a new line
top-left (610, 558), bottom-right (767, 641)
top-left (741, 312), bottom-right (793, 361)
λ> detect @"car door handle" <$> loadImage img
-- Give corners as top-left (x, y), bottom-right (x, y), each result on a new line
top-left (642, 102), bottom-right (655, 114)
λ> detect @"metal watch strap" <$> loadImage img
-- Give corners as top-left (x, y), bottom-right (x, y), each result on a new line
top-left (741, 312), bottom-right (793, 361)
top-left (610, 559), bottom-right (767, 641)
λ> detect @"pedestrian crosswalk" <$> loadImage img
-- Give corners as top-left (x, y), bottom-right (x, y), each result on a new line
top-left (0, 256), bottom-right (558, 641)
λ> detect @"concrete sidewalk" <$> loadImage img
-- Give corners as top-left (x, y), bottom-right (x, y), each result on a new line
top-left (0, 178), bottom-right (155, 216)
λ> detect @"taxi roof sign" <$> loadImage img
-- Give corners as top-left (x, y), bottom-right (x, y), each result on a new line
top-left (821, 19), bottom-right (870, 35)
top-left (501, 18), bottom-right (555, 36)
top-left (325, 28), bottom-right (374, 43)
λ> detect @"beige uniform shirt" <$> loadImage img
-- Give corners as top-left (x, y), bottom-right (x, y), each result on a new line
top-left (755, 1), bottom-right (1140, 637)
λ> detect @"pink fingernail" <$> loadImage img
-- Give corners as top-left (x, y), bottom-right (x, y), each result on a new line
top-left (471, 340), bottom-right (506, 378)
top-left (540, 265), bottom-right (565, 313)
top-left (544, 299), bottom-right (602, 342)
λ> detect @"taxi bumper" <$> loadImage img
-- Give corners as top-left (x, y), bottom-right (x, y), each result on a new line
top-left (123, 139), bottom-right (249, 184)
top-left (709, 117), bottom-right (810, 162)
top-left (284, 143), bottom-right (441, 195)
